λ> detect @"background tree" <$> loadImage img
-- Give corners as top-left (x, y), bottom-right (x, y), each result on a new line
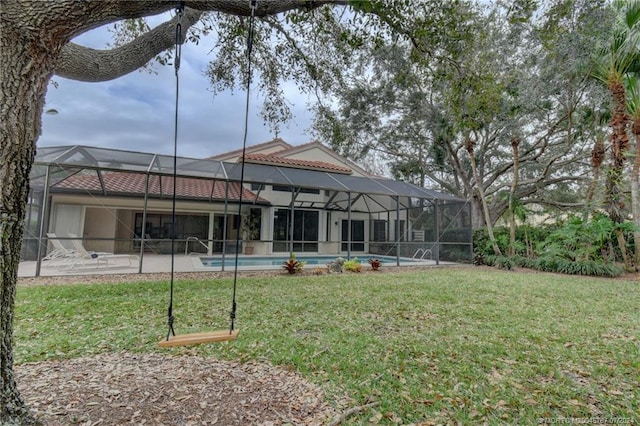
top-left (314, 0), bottom-right (612, 229)
top-left (626, 75), bottom-right (640, 267)
top-left (583, 110), bottom-right (608, 217)
top-left (591, 0), bottom-right (640, 270)
top-left (508, 137), bottom-right (520, 256)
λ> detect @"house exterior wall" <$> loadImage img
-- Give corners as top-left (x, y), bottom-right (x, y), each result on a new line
top-left (50, 194), bottom-right (244, 255)
top-left (84, 207), bottom-right (117, 253)
top-left (116, 209), bottom-right (135, 253)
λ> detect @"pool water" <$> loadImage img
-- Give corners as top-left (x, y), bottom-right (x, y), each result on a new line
top-left (199, 255), bottom-right (406, 268)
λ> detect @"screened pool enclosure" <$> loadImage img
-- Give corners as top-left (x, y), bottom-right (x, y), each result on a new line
top-left (22, 145), bottom-right (472, 276)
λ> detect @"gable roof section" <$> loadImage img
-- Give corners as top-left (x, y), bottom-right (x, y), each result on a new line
top-left (52, 172), bottom-right (270, 204)
top-left (272, 140), bottom-right (372, 177)
top-left (244, 153), bottom-right (352, 174)
top-left (209, 139), bottom-right (369, 176)
top-left (208, 137), bottom-right (292, 161)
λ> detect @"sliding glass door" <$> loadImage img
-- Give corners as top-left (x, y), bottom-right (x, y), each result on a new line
top-left (273, 209), bottom-right (319, 252)
top-left (342, 219), bottom-right (365, 252)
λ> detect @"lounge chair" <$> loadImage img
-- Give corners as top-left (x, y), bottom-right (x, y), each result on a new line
top-left (42, 233), bottom-right (77, 264)
top-left (61, 234), bottom-right (139, 270)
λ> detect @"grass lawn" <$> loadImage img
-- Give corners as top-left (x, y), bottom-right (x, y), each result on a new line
top-left (15, 267), bottom-right (640, 424)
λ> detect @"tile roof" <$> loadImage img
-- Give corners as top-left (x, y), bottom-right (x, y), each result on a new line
top-left (52, 172), bottom-right (269, 203)
top-left (272, 139), bottom-right (320, 154)
top-left (208, 139), bottom-right (355, 175)
top-left (207, 137), bottom-right (292, 160)
top-left (245, 153), bottom-right (353, 174)
top-left (273, 140), bottom-right (372, 177)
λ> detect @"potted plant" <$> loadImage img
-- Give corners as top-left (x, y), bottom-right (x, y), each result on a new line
top-left (241, 209), bottom-right (261, 254)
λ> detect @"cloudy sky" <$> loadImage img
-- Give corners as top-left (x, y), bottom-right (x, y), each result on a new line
top-left (39, 13), bottom-right (317, 159)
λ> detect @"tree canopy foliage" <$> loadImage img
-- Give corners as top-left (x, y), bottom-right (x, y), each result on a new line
top-left (313, 0), bottom-right (616, 227)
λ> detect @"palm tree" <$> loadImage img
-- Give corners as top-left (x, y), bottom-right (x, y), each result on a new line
top-left (626, 75), bottom-right (640, 267)
top-left (591, 0), bottom-right (640, 270)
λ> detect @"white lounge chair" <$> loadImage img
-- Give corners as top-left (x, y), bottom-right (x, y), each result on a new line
top-left (42, 233), bottom-right (78, 266)
top-left (61, 234), bottom-right (139, 270)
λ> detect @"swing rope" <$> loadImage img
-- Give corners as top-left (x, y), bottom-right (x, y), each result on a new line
top-left (165, 0), bottom-right (185, 341)
top-left (230, 0), bottom-right (258, 334)
top-left (160, 0), bottom-right (257, 347)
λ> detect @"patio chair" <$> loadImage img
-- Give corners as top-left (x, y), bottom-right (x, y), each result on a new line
top-left (62, 234), bottom-right (140, 270)
top-left (42, 233), bottom-right (77, 263)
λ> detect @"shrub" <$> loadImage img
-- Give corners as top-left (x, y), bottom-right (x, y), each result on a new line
top-left (368, 258), bottom-right (381, 271)
top-left (535, 256), bottom-right (623, 277)
top-left (283, 253), bottom-right (306, 274)
top-left (344, 258), bottom-right (363, 272)
top-left (475, 216), bottom-right (630, 276)
top-left (511, 255), bottom-right (536, 269)
top-left (493, 256), bottom-right (515, 270)
top-left (537, 214), bottom-right (636, 264)
top-left (473, 225), bottom-right (556, 259)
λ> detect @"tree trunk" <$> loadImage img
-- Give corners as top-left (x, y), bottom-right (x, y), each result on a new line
top-left (508, 137), bottom-right (519, 256)
top-left (606, 80), bottom-right (631, 270)
top-left (465, 138), bottom-right (502, 256)
top-left (606, 80), bottom-right (630, 222)
top-left (470, 197), bottom-right (486, 229)
top-left (584, 134), bottom-right (605, 220)
top-left (615, 228), bottom-right (631, 268)
top-left (1, 19), bottom-right (57, 426)
top-left (631, 120), bottom-right (640, 269)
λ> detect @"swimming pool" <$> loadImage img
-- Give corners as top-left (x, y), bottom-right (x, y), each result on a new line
top-left (198, 254), bottom-right (412, 269)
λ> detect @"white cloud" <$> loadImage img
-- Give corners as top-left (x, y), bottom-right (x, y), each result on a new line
top-left (39, 16), bottom-right (315, 158)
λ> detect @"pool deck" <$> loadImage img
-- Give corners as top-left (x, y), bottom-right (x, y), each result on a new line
top-left (18, 254), bottom-right (450, 278)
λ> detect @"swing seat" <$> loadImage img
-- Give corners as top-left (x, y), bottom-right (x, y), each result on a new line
top-left (158, 329), bottom-right (239, 347)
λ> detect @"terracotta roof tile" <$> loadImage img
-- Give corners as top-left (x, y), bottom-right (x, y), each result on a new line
top-left (53, 172), bottom-right (268, 203)
top-left (273, 140), bottom-right (372, 176)
top-left (207, 137), bottom-right (292, 160)
top-left (245, 153), bottom-right (352, 174)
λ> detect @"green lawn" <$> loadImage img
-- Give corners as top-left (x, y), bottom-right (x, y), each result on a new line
top-left (15, 268), bottom-right (640, 424)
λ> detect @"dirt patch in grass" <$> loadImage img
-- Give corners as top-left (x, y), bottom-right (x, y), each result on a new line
top-left (17, 352), bottom-right (338, 425)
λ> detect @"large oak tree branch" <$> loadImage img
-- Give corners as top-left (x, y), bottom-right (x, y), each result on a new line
top-left (55, 7), bottom-right (203, 82)
top-left (2, 1), bottom-right (350, 37)
top-left (6, 1), bottom-right (352, 83)
top-left (184, 0), bottom-right (350, 15)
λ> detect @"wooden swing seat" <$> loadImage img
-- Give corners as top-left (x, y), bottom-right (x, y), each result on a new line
top-left (158, 329), bottom-right (239, 347)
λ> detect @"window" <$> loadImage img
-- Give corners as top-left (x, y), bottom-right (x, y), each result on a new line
top-left (372, 220), bottom-right (387, 242)
top-left (273, 209), bottom-right (319, 252)
top-left (342, 220), bottom-right (365, 251)
top-left (394, 220), bottom-right (405, 242)
top-left (272, 185), bottom-right (320, 194)
top-left (134, 213), bottom-right (208, 253)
